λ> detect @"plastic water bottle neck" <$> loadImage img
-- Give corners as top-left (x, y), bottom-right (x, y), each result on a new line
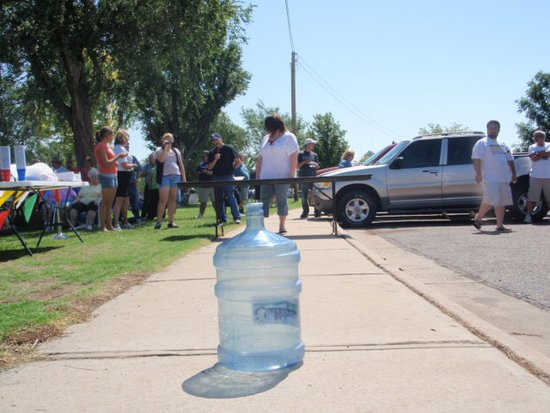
top-left (244, 203), bottom-right (266, 231)
top-left (245, 214), bottom-right (264, 231)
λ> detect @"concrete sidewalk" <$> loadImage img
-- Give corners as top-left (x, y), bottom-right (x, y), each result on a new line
top-left (1, 209), bottom-right (549, 412)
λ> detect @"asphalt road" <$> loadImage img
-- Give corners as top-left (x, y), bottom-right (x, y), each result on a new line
top-left (347, 213), bottom-right (550, 311)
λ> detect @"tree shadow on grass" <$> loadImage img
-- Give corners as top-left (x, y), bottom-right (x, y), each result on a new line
top-left (161, 235), bottom-right (213, 242)
top-left (0, 246), bottom-right (61, 262)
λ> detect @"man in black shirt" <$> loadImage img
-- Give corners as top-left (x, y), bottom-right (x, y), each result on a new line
top-left (208, 133), bottom-right (242, 224)
top-left (297, 138), bottom-right (319, 218)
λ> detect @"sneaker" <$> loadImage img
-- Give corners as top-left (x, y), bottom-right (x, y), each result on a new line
top-left (113, 224), bottom-right (122, 231)
top-left (154, 222), bottom-right (161, 229)
top-left (121, 223), bottom-right (134, 229)
top-left (523, 214), bottom-right (532, 224)
top-left (86, 225), bottom-right (93, 231)
top-left (196, 213), bottom-right (204, 219)
top-left (74, 224), bottom-right (87, 230)
top-left (167, 222), bottom-right (178, 228)
top-left (300, 214), bottom-right (308, 219)
top-left (472, 216), bottom-right (482, 230)
top-left (496, 226), bottom-right (512, 233)
top-left (234, 219), bottom-right (241, 224)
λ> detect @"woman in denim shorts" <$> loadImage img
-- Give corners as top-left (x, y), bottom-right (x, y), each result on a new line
top-left (154, 133), bottom-right (186, 229)
top-left (94, 126), bottom-right (125, 231)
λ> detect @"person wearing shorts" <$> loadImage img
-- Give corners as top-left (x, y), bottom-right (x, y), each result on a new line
top-left (154, 133), bottom-right (186, 229)
top-left (524, 130), bottom-right (550, 223)
top-left (94, 126), bottom-right (126, 231)
top-left (113, 130), bottom-right (137, 230)
top-left (255, 113), bottom-right (299, 234)
top-left (471, 120), bottom-right (517, 232)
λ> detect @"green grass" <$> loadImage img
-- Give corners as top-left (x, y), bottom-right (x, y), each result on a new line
top-left (0, 200), bottom-right (300, 355)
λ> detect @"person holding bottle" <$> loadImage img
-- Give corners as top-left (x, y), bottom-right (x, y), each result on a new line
top-left (154, 133), bottom-right (186, 229)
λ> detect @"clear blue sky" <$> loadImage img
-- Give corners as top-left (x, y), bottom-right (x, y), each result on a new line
top-left (132, 0), bottom-right (550, 161)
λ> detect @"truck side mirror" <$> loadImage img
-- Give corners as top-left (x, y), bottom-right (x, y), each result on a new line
top-left (390, 157), bottom-right (404, 169)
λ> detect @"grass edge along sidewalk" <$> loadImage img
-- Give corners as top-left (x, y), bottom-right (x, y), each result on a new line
top-left (0, 201), bottom-right (300, 369)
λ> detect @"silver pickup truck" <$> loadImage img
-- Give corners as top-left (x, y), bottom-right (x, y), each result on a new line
top-left (311, 132), bottom-right (543, 227)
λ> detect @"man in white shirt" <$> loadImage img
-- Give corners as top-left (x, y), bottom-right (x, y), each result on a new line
top-left (524, 130), bottom-right (550, 223)
top-left (471, 120), bottom-right (517, 232)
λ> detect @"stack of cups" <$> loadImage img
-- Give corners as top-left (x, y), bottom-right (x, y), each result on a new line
top-left (15, 145), bottom-right (27, 181)
top-left (0, 146), bottom-right (11, 182)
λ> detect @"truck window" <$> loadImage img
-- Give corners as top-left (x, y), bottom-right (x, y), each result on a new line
top-left (447, 136), bottom-right (481, 165)
top-left (398, 140), bottom-right (441, 168)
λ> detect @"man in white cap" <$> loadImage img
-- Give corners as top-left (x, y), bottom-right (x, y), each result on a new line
top-left (297, 138), bottom-right (319, 218)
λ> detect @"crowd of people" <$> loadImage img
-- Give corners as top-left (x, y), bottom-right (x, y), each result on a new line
top-left (34, 113), bottom-right (388, 234)
top-left (36, 114), bottom-right (549, 236)
top-left (471, 120), bottom-right (550, 231)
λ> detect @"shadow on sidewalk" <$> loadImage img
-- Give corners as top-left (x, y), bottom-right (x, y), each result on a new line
top-left (285, 234), bottom-right (348, 240)
top-left (182, 362), bottom-right (302, 399)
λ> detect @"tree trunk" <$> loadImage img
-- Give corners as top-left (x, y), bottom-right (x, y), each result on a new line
top-left (62, 50), bottom-right (95, 169)
top-left (68, 95), bottom-right (94, 169)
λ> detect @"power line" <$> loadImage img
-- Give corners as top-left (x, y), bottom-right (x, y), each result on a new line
top-left (284, 0), bottom-right (295, 52)
top-left (298, 55), bottom-right (405, 139)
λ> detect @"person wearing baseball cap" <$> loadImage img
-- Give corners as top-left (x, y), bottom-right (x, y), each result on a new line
top-left (207, 132), bottom-right (242, 224)
top-left (297, 137), bottom-right (320, 218)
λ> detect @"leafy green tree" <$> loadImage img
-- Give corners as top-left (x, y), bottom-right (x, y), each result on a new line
top-left (305, 113), bottom-right (348, 167)
top-left (417, 122), bottom-right (471, 135)
top-left (0, 1), bottom-right (123, 167)
top-left (1, 1), bottom-right (249, 168)
top-left (0, 64), bottom-right (74, 163)
top-left (516, 71), bottom-right (550, 150)
top-left (108, 0), bottom-right (252, 165)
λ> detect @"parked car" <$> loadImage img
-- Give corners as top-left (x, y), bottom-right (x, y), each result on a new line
top-left (311, 132), bottom-right (543, 227)
top-left (315, 142), bottom-right (398, 176)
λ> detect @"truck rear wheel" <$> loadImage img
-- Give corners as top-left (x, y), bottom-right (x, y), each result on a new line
top-left (511, 184), bottom-right (548, 222)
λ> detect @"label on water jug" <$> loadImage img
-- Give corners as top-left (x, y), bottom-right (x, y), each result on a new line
top-left (253, 300), bottom-right (299, 326)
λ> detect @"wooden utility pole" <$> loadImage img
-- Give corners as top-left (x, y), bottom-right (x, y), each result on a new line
top-left (291, 51), bottom-right (297, 134)
top-left (291, 51), bottom-right (299, 200)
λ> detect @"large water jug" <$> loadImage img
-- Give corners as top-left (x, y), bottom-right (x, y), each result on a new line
top-left (213, 203), bottom-right (304, 371)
